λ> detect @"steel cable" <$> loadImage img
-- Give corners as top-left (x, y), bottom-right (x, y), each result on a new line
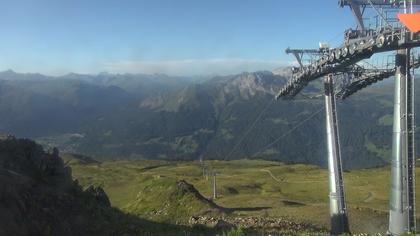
top-left (251, 106), bottom-right (325, 158)
top-left (224, 98), bottom-right (275, 160)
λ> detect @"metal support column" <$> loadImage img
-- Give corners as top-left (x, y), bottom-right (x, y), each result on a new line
top-left (213, 172), bottom-right (217, 199)
top-left (324, 74), bottom-right (350, 235)
top-left (389, 48), bottom-right (416, 235)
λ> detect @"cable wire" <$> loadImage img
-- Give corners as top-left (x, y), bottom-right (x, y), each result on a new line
top-left (251, 106), bottom-right (325, 158)
top-left (224, 98), bottom-right (275, 161)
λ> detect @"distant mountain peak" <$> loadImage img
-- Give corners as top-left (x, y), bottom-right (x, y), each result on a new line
top-left (0, 69), bottom-right (17, 75)
top-left (0, 70), bottom-right (48, 80)
top-left (227, 71), bottom-right (285, 98)
top-left (4, 69), bottom-right (16, 73)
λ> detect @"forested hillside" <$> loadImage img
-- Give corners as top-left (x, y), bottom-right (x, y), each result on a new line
top-left (0, 70), bottom-right (409, 169)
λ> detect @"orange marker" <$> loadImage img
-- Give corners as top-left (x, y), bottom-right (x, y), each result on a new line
top-left (398, 12), bottom-right (420, 33)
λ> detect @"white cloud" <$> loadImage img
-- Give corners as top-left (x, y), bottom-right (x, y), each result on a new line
top-left (102, 58), bottom-right (291, 76)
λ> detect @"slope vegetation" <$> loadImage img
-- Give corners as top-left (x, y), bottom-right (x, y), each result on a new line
top-left (125, 179), bottom-right (225, 223)
top-left (0, 136), bottom-right (219, 235)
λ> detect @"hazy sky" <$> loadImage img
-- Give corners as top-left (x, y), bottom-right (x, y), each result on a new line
top-left (0, 0), bottom-right (356, 76)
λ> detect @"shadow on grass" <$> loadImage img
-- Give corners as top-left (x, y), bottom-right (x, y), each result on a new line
top-left (110, 206), bottom-right (276, 236)
top-left (223, 206), bottom-right (272, 213)
top-left (88, 203), bottom-right (223, 236)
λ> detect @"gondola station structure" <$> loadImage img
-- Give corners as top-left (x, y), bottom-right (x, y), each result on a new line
top-left (276, 1), bottom-right (420, 235)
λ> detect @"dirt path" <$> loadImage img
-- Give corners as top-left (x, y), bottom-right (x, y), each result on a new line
top-left (260, 169), bottom-right (283, 182)
top-left (259, 169), bottom-right (324, 183)
top-left (363, 191), bottom-right (375, 202)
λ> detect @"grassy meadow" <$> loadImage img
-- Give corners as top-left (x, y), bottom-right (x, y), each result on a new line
top-left (64, 156), bottom-right (420, 234)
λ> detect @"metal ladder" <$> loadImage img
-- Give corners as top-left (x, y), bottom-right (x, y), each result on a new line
top-left (406, 49), bottom-right (416, 231)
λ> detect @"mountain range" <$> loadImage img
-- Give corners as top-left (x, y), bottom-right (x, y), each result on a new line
top-left (0, 69), bottom-right (410, 169)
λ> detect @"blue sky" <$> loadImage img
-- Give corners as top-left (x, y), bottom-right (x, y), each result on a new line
top-left (0, 0), bottom-right (356, 76)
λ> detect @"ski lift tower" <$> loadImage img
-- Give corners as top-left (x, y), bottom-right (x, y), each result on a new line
top-left (339, 0), bottom-right (419, 234)
top-left (276, 0), bottom-right (420, 234)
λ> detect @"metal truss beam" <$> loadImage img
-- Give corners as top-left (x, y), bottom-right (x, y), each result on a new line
top-left (339, 0), bottom-right (420, 7)
top-left (335, 57), bottom-right (420, 99)
top-left (285, 48), bottom-right (327, 68)
top-left (277, 29), bottom-right (420, 99)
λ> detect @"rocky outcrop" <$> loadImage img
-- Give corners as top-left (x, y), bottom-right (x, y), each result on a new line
top-left (176, 180), bottom-right (221, 209)
top-left (0, 136), bottom-right (72, 184)
top-left (0, 136), bottom-right (224, 236)
top-left (85, 185), bottom-right (111, 207)
top-left (125, 179), bottom-right (226, 223)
